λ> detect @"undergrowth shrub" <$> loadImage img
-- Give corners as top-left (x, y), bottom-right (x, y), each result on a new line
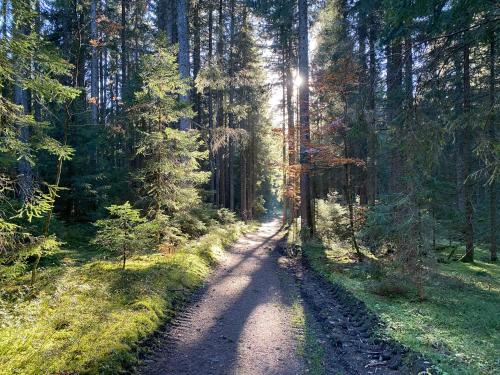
top-left (216, 208), bottom-right (237, 224)
top-left (369, 276), bottom-right (412, 298)
top-left (173, 211), bottom-right (209, 238)
top-left (253, 195), bottom-right (267, 217)
top-left (93, 202), bottom-right (154, 269)
top-left (148, 213), bottom-right (187, 253)
top-left (364, 261), bottom-right (386, 281)
top-left (361, 195), bottom-right (435, 300)
top-left (316, 192), bottom-right (365, 246)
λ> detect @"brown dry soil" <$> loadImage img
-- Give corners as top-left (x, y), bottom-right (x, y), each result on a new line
top-left (136, 219), bottom-right (429, 375)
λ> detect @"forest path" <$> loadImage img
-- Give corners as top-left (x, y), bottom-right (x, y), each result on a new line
top-left (137, 219), bottom-right (304, 375)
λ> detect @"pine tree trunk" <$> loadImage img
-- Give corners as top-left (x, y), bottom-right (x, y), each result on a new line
top-left (15, 86), bottom-right (33, 201)
top-left (208, 3), bottom-right (215, 204)
top-left (488, 29), bottom-right (497, 261)
top-left (90, 0), bottom-right (99, 125)
top-left (298, 0), bottom-right (312, 237)
top-left (1, 0), bottom-right (6, 37)
top-left (241, 142), bottom-right (248, 220)
top-left (461, 42), bottom-right (474, 263)
top-left (281, 46), bottom-right (288, 224)
top-left (177, 0), bottom-right (190, 130)
top-left (227, 0), bottom-right (236, 210)
top-left (215, 0), bottom-right (224, 207)
top-left (164, 0), bottom-right (176, 44)
top-left (193, 0), bottom-right (202, 127)
top-left (120, 0), bottom-right (128, 97)
top-left (99, 23), bottom-right (105, 123)
top-left (367, 16), bottom-right (377, 205)
top-left (357, 14), bottom-right (368, 206)
top-left (342, 111), bottom-right (362, 260)
top-left (286, 46), bottom-right (296, 220)
top-left (386, 40), bottom-right (403, 194)
top-left (13, 8), bottom-right (33, 202)
top-left (404, 34), bottom-right (413, 110)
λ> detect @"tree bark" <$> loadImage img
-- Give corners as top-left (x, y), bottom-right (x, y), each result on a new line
top-left (120, 0), bottom-right (128, 98)
top-left (192, 0), bottom-right (202, 127)
top-left (281, 44), bottom-right (288, 224)
top-left (298, 0), bottom-right (312, 237)
top-left (208, 2), bottom-right (215, 204)
top-left (215, 0), bottom-right (224, 207)
top-left (1, 0), bottom-right (7, 39)
top-left (367, 15), bottom-right (377, 205)
top-left (488, 28), bottom-right (497, 261)
top-left (228, 0), bottom-right (236, 211)
top-left (161, 0), bottom-right (176, 44)
top-left (357, 12), bottom-right (369, 206)
top-left (90, 0), bottom-right (99, 125)
top-left (386, 39), bottom-right (403, 194)
top-left (177, 0), bottom-right (190, 130)
top-left (13, 7), bottom-right (33, 202)
top-left (286, 43), bottom-right (296, 220)
top-left (404, 34), bottom-right (413, 110)
top-left (460, 41), bottom-right (474, 263)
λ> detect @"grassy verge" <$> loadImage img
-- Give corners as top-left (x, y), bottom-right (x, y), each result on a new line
top-left (0, 221), bottom-right (254, 374)
top-left (303, 240), bottom-right (499, 375)
top-left (291, 299), bottom-right (325, 375)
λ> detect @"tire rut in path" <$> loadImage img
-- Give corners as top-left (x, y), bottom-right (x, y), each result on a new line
top-left (288, 252), bottom-right (432, 375)
top-left (137, 220), bottom-right (304, 375)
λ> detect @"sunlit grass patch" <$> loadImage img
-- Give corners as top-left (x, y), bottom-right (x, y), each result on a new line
top-left (291, 299), bottom-right (325, 375)
top-left (0, 222), bottom-right (250, 375)
top-left (304, 242), bottom-right (500, 375)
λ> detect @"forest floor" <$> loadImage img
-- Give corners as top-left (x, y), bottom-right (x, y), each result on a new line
top-left (136, 219), bottom-right (427, 375)
top-left (0, 221), bottom-right (251, 374)
top-left (303, 240), bottom-right (500, 375)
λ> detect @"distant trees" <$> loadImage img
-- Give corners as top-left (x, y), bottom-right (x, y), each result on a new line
top-left (309, 0), bottom-right (498, 275)
top-left (1, 0), bottom-right (281, 277)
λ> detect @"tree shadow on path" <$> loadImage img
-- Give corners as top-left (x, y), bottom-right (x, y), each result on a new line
top-left (139, 220), bottom-right (302, 375)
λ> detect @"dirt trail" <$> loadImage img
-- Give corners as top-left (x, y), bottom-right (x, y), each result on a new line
top-left (137, 219), bottom-right (304, 375)
top-left (137, 220), bottom-right (427, 375)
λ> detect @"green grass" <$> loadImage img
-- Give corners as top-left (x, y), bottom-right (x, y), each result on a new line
top-left (291, 299), bottom-right (325, 375)
top-left (0, 222), bottom-right (253, 375)
top-left (303, 240), bottom-right (499, 375)
top-left (304, 242), bottom-right (500, 375)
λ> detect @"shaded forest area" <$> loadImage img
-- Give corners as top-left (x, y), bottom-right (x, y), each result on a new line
top-left (0, 0), bottom-right (499, 374)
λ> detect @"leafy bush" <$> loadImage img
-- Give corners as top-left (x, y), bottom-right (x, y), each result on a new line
top-left (216, 208), bottom-right (237, 224)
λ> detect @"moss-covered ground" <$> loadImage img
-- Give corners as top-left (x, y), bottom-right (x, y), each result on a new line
top-left (304, 240), bottom-right (499, 375)
top-left (0, 222), bottom-right (253, 374)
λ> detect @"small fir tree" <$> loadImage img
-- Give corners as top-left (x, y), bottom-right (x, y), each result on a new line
top-left (93, 202), bottom-right (152, 269)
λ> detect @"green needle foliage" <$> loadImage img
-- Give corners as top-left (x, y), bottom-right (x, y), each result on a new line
top-left (132, 46), bottom-right (209, 219)
top-left (93, 202), bottom-right (153, 269)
